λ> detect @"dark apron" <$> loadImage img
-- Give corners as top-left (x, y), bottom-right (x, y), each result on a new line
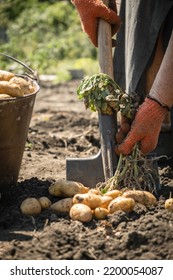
top-left (113, 0), bottom-right (173, 100)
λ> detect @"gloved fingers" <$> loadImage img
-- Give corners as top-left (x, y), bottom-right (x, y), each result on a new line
top-left (111, 22), bottom-right (121, 36)
top-left (120, 116), bottom-right (131, 133)
top-left (81, 18), bottom-right (98, 46)
top-left (116, 116), bottom-right (131, 143)
top-left (115, 131), bottom-right (142, 155)
top-left (116, 130), bottom-right (126, 144)
top-left (140, 135), bottom-right (159, 155)
top-left (97, 5), bottom-right (121, 27)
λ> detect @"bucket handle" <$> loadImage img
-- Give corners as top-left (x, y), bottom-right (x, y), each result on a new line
top-left (0, 53), bottom-right (39, 83)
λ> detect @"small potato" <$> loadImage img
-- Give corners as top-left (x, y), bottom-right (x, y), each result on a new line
top-left (73, 193), bottom-right (101, 210)
top-left (70, 203), bottom-right (93, 222)
top-left (10, 76), bottom-right (31, 95)
top-left (50, 198), bottom-right (73, 213)
top-left (20, 197), bottom-right (42, 216)
top-left (108, 196), bottom-right (135, 214)
top-left (0, 93), bottom-right (11, 99)
top-left (105, 190), bottom-right (121, 199)
top-left (94, 207), bottom-right (109, 220)
top-left (0, 70), bottom-right (14, 81)
top-left (165, 198), bottom-right (173, 211)
top-left (122, 190), bottom-right (157, 206)
top-left (99, 195), bottom-right (112, 209)
top-left (38, 197), bottom-right (52, 209)
top-left (49, 179), bottom-right (89, 198)
top-left (28, 84), bottom-right (36, 94)
top-left (88, 188), bottom-right (101, 195)
top-left (0, 80), bottom-right (23, 97)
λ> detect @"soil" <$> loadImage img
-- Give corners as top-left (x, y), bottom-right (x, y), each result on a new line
top-left (0, 80), bottom-right (173, 260)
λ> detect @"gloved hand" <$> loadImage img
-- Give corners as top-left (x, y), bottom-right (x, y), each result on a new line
top-left (71, 0), bottom-right (121, 46)
top-left (115, 97), bottom-right (168, 155)
top-left (116, 116), bottom-right (131, 144)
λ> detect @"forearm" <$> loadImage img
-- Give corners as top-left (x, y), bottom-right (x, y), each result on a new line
top-left (149, 30), bottom-right (173, 108)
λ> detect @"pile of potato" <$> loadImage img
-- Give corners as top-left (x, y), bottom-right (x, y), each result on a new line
top-left (20, 179), bottom-right (173, 223)
top-left (0, 69), bottom-right (36, 99)
top-left (48, 180), bottom-right (158, 222)
top-left (20, 197), bottom-right (52, 216)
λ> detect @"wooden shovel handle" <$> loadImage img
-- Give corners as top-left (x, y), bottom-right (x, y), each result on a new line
top-left (98, 0), bottom-right (114, 78)
top-left (97, 0), bottom-right (117, 180)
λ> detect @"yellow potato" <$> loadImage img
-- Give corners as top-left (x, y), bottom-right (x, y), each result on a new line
top-left (88, 188), bottom-right (101, 195)
top-left (49, 179), bottom-right (89, 198)
top-left (165, 198), bottom-right (173, 211)
top-left (0, 80), bottom-right (23, 97)
top-left (73, 193), bottom-right (101, 210)
top-left (70, 203), bottom-right (93, 222)
top-left (0, 93), bottom-right (11, 99)
top-left (105, 190), bottom-right (121, 199)
top-left (50, 198), bottom-right (73, 213)
top-left (99, 195), bottom-right (112, 209)
top-left (94, 207), bottom-right (109, 220)
top-left (38, 197), bottom-right (52, 209)
top-left (10, 76), bottom-right (31, 95)
top-left (0, 70), bottom-right (14, 81)
top-left (108, 196), bottom-right (135, 214)
top-left (28, 84), bottom-right (36, 94)
top-left (122, 190), bottom-right (157, 206)
top-left (20, 197), bottom-right (42, 216)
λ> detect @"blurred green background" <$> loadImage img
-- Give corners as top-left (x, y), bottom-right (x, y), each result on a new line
top-left (0, 0), bottom-right (99, 82)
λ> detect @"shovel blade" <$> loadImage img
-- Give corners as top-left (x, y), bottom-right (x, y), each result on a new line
top-left (66, 150), bottom-right (104, 188)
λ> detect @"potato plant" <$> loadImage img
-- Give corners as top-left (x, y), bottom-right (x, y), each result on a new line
top-left (77, 73), bottom-right (159, 193)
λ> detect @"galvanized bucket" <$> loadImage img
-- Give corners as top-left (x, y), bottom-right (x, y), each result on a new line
top-left (0, 82), bottom-right (39, 189)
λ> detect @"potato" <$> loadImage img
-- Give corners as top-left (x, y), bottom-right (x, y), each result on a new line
top-left (49, 179), bottom-right (89, 198)
top-left (165, 198), bottom-right (173, 211)
top-left (94, 207), bottom-right (109, 220)
top-left (88, 188), bottom-right (101, 195)
top-left (0, 80), bottom-right (23, 97)
top-left (69, 203), bottom-right (93, 222)
top-left (38, 197), bottom-right (52, 209)
top-left (10, 76), bottom-right (31, 95)
top-left (73, 193), bottom-right (101, 210)
top-left (99, 195), bottom-right (112, 208)
top-left (20, 197), bottom-right (42, 216)
top-left (0, 94), bottom-right (11, 99)
top-left (108, 196), bottom-right (135, 214)
top-left (122, 190), bottom-right (157, 206)
top-left (0, 70), bottom-right (14, 81)
top-left (105, 190), bottom-right (121, 199)
top-left (50, 198), bottom-right (73, 213)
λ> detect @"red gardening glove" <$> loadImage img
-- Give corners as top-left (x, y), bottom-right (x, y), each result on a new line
top-left (71, 0), bottom-right (121, 47)
top-left (115, 98), bottom-right (168, 155)
top-left (116, 116), bottom-right (131, 144)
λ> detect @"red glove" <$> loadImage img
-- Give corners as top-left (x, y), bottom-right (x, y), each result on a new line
top-left (115, 97), bottom-right (168, 155)
top-left (116, 116), bottom-right (131, 144)
top-left (71, 0), bottom-right (121, 46)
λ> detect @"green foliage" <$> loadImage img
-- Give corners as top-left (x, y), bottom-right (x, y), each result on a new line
top-left (0, 0), bottom-right (97, 78)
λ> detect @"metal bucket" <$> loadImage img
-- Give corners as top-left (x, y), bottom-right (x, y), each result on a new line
top-left (0, 82), bottom-right (39, 189)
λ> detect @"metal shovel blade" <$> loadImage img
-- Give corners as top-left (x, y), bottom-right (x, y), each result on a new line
top-left (66, 150), bottom-right (104, 188)
top-left (66, 113), bottom-right (118, 187)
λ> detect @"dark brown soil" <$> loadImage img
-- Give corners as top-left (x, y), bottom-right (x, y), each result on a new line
top-left (0, 80), bottom-right (173, 260)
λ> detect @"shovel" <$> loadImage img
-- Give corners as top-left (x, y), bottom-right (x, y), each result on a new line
top-left (66, 0), bottom-right (118, 187)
